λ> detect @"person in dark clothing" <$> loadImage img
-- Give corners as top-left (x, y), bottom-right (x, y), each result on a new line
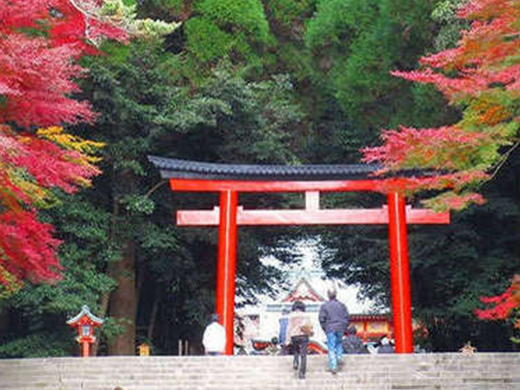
top-left (285, 300), bottom-right (313, 379)
top-left (278, 307), bottom-right (290, 355)
top-left (319, 288), bottom-right (349, 374)
top-left (265, 337), bottom-right (280, 355)
top-left (377, 336), bottom-right (395, 354)
top-left (342, 325), bottom-right (368, 354)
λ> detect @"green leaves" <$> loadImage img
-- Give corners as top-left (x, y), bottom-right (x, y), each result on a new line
top-left (304, 0), bottom-right (442, 160)
top-left (194, 0), bottom-right (269, 42)
top-left (306, 0), bottom-right (376, 51)
top-left (100, 0), bottom-right (180, 38)
top-left (0, 194), bottom-right (117, 357)
top-left (137, 223), bottom-right (177, 251)
top-left (265, 0), bottom-right (317, 28)
top-left (185, 18), bottom-right (235, 63)
top-left (0, 333), bottom-right (73, 358)
top-left (181, 0), bottom-right (270, 71)
top-left (121, 195), bottom-right (155, 215)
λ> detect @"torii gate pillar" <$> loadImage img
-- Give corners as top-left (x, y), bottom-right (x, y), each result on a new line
top-left (387, 192), bottom-right (413, 353)
top-left (216, 190), bottom-right (238, 355)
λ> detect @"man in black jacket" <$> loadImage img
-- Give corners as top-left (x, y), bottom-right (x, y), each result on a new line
top-left (319, 288), bottom-right (349, 374)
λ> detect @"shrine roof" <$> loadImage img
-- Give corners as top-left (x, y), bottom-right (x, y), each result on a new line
top-left (281, 278), bottom-right (326, 303)
top-left (66, 305), bottom-right (103, 325)
top-left (148, 156), bottom-right (382, 181)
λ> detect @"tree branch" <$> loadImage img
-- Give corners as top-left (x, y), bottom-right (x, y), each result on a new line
top-left (145, 180), bottom-right (167, 198)
top-left (67, 0), bottom-right (102, 45)
top-left (490, 140), bottom-right (520, 180)
top-left (68, 0), bottom-right (102, 20)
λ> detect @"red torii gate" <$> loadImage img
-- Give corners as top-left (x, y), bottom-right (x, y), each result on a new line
top-left (149, 156), bottom-right (450, 355)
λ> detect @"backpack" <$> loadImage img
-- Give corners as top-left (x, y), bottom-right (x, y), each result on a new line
top-left (301, 323), bottom-right (314, 337)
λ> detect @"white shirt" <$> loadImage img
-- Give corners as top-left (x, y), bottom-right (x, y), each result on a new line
top-left (202, 322), bottom-right (226, 353)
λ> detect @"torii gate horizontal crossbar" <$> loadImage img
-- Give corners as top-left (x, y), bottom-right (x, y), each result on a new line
top-left (177, 207), bottom-right (450, 226)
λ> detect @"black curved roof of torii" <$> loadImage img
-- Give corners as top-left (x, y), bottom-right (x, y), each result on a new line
top-left (148, 155), bottom-right (385, 181)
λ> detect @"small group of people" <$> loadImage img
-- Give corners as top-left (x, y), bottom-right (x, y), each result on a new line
top-left (282, 287), bottom-right (394, 379)
top-left (367, 335), bottom-right (395, 354)
top-left (343, 327), bottom-right (395, 355)
top-left (277, 287), bottom-right (349, 379)
top-left (201, 287), bottom-right (394, 380)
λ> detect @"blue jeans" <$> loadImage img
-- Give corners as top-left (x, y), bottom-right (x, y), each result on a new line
top-left (326, 331), bottom-right (344, 370)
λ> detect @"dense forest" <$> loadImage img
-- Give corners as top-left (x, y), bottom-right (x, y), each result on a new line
top-left (1, 0), bottom-right (519, 357)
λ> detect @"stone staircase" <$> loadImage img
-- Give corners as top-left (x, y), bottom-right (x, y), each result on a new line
top-left (0, 353), bottom-right (519, 390)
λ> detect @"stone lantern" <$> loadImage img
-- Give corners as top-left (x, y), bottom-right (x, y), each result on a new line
top-left (67, 305), bottom-right (103, 357)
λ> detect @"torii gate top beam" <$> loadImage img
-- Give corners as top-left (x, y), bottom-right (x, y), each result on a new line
top-left (148, 156), bottom-right (450, 224)
top-left (148, 156), bottom-right (436, 193)
top-left (148, 155), bottom-right (383, 182)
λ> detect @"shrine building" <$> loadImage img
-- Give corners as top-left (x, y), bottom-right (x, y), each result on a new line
top-left (235, 272), bottom-right (393, 354)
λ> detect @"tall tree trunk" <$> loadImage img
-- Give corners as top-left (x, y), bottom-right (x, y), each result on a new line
top-left (91, 291), bottom-right (109, 357)
top-left (107, 240), bottom-right (137, 355)
top-left (0, 307), bottom-right (9, 335)
top-left (147, 290), bottom-right (160, 342)
top-left (93, 195), bottom-right (120, 357)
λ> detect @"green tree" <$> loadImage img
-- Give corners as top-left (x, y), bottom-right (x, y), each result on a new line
top-left (0, 196), bottom-right (116, 357)
top-left (305, 0), bottom-right (453, 157)
top-left (78, 37), bottom-right (303, 354)
top-left (172, 0), bottom-right (271, 84)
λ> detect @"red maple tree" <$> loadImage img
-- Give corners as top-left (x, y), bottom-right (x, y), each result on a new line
top-left (475, 275), bottom-right (520, 332)
top-left (362, 0), bottom-right (520, 331)
top-left (0, 0), bottom-right (128, 294)
top-left (362, 0), bottom-right (520, 211)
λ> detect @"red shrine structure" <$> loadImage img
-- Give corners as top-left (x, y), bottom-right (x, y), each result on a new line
top-left (149, 156), bottom-right (450, 355)
top-left (67, 305), bottom-right (103, 357)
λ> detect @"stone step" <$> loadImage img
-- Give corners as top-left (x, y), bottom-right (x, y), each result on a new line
top-left (0, 353), bottom-right (519, 390)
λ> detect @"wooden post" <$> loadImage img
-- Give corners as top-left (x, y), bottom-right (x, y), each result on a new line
top-left (81, 340), bottom-right (90, 357)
